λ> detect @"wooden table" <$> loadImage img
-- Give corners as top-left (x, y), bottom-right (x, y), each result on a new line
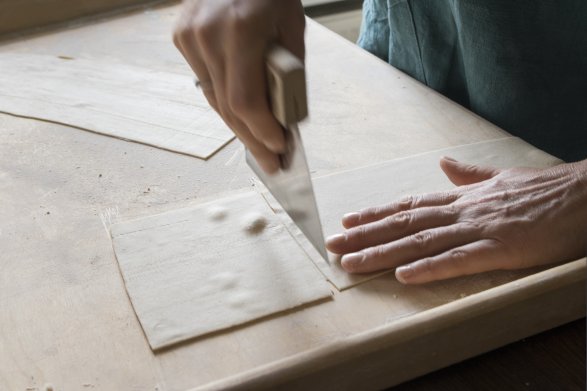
top-left (1, 3), bottom-right (584, 390)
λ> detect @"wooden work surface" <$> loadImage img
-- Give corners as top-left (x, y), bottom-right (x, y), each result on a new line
top-left (1, 4), bottom-right (584, 390)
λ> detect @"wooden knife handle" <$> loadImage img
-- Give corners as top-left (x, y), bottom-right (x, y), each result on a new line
top-left (266, 46), bottom-right (308, 127)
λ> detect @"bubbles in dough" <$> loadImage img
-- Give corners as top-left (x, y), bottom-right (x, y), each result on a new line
top-left (241, 212), bottom-right (268, 234)
top-left (209, 272), bottom-right (238, 289)
top-left (206, 205), bottom-right (228, 221)
top-left (227, 292), bottom-right (254, 309)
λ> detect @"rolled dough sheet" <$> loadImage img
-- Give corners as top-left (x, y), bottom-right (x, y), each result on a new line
top-left (0, 52), bottom-right (233, 159)
top-left (110, 191), bottom-right (332, 350)
top-left (266, 137), bottom-right (562, 290)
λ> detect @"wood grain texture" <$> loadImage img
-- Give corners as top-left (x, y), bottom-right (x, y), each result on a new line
top-left (0, 5), bottom-right (584, 390)
top-left (0, 53), bottom-right (234, 159)
top-left (193, 259), bottom-right (586, 390)
top-left (0, 0), bottom-right (163, 36)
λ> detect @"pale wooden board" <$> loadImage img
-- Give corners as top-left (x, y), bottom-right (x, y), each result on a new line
top-left (194, 258), bottom-right (586, 391)
top-left (0, 0), bottom-right (159, 36)
top-left (0, 52), bottom-right (234, 159)
top-left (0, 5), bottom-right (584, 391)
top-left (265, 137), bottom-right (563, 289)
top-left (0, 15), bottom-right (510, 174)
top-left (111, 191), bottom-right (332, 350)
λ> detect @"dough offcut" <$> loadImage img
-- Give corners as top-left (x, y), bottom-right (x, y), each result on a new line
top-left (0, 53), bottom-right (234, 159)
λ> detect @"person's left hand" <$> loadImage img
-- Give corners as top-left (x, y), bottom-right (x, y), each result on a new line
top-left (325, 157), bottom-right (587, 284)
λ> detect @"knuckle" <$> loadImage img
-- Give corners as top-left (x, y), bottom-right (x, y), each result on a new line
top-left (365, 246), bottom-right (385, 260)
top-left (385, 211), bottom-right (412, 230)
top-left (419, 258), bottom-right (435, 274)
top-left (490, 177), bottom-right (507, 190)
top-left (398, 195), bottom-right (414, 210)
top-left (411, 231), bottom-right (433, 250)
top-left (448, 249), bottom-right (469, 269)
top-left (500, 189), bottom-right (512, 202)
top-left (439, 191), bottom-right (456, 203)
top-left (227, 7), bottom-right (254, 35)
top-left (450, 249), bottom-right (468, 261)
top-left (194, 19), bottom-right (216, 42)
top-left (445, 203), bottom-right (459, 218)
top-left (463, 163), bottom-right (479, 175)
top-left (462, 219), bottom-right (483, 233)
top-left (353, 225), bottom-right (369, 243)
top-left (411, 194), bottom-right (424, 208)
top-left (173, 23), bottom-right (192, 47)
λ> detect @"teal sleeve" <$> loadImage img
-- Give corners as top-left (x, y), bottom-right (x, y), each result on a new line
top-left (358, 0), bottom-right (587, 162)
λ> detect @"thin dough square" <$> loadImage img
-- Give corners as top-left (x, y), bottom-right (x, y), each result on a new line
top-left (111, 192), bottom-right (332, 350)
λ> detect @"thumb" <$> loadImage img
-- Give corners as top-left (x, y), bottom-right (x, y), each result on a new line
top-left (440, 156), bottom-right (500, 186)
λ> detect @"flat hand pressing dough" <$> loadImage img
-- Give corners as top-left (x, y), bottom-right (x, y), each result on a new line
top-left (111, 192), bottom-right (331, 350)
top-left (266, 137), bottom-right (562, 290)
top-left (0, 53), bottom-right (234, 159)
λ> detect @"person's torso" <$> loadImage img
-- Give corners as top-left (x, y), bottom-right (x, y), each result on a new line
top-left (358, 0), bottom-right (587, 161)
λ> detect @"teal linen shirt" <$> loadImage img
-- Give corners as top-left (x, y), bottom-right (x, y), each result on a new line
top-left (358, 0), bottom-right (587, 161)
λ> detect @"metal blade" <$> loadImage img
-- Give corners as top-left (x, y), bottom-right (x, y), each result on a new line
top-left (246, 123), bottom-right (329, 263)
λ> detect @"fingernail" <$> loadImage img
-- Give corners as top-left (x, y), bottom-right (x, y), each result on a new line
top-left (341, 252), bottom-right (365, 269)
top-left (259, 158), bottom-right (280, 175)
top-left (262, 165), bottom-right (280, 175)
top-left (326, 233), bottom-right (346, 247)
top-left (267, 140), bottom-right (285, 154)
top-left (442, 156), bottom-right (457, 162)
top-left (395, 265), bottom-right (414, 284)
top-left (342, 212), bottom-right (360, 224)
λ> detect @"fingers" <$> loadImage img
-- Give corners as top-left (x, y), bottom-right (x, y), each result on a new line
top-left (440, 156), bottom-right (500, 186)
top-left (395, 239), bottom-right (505, 284)
top-left (174, 15), bottom-right (218, 111)
top-left (327, 205), bottom-right (458, 254)
top-left (341, 157), bottom-right (499, 229)
top-left (226, 114), bottom-right (281, 173)
top-left (226, 28), bottom-right (285, 153)
top-left (338, 223), bottom-right (480, 274)
top-left (341, 192), bottom-right (459, 229)
top-left (172, 1), bottom-right (306, 174)
top-left (191, 24), bottom-right (281, 173)
top-left (175, 17), bottom-right (281, 173)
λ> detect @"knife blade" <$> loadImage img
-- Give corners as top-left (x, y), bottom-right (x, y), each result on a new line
top-left (245, 45), bottom-right (329, 263)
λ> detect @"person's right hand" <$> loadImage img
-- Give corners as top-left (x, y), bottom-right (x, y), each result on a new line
top-left (173, 0), bottom-right (306, 173)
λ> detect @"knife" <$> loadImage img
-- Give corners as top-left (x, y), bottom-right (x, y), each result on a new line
top-left (245, 45), bottom-right (329, 263)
